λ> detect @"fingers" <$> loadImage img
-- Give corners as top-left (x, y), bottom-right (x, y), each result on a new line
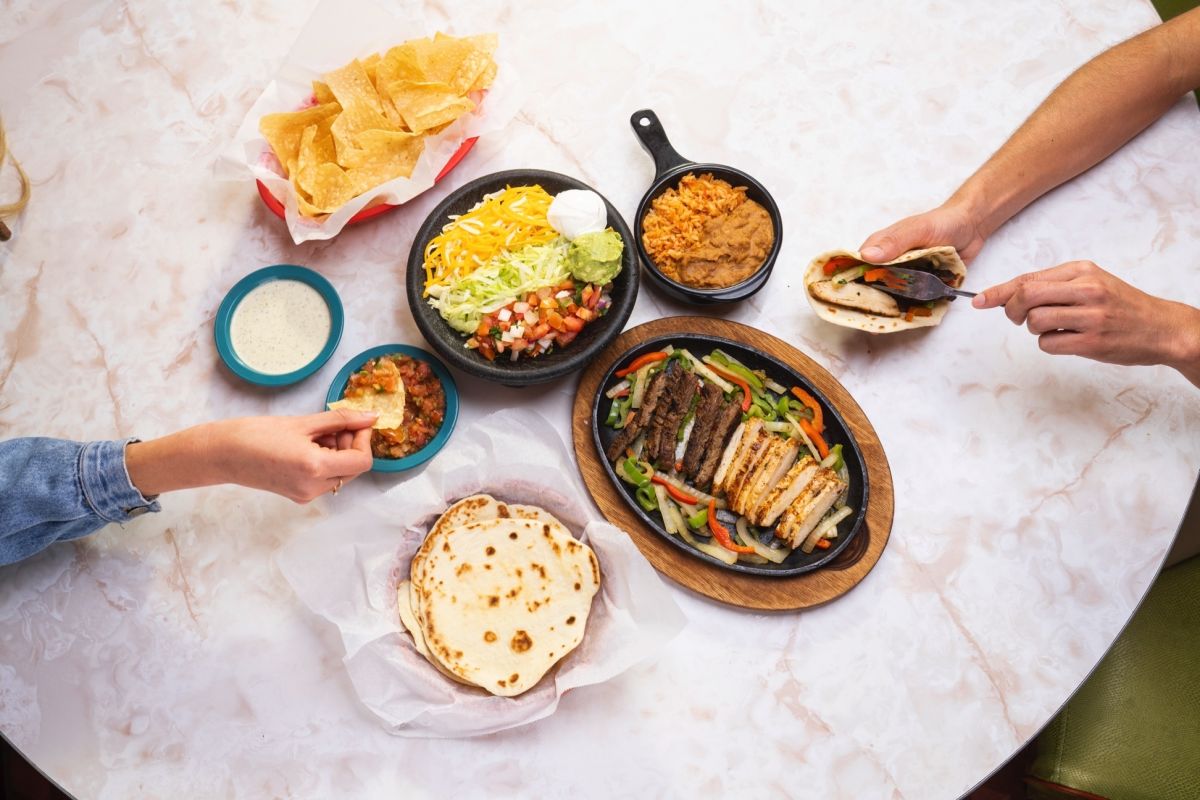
top-left (1025, 306), bottom-right (1093, 335)
top-left (1037, 331), bottom-right (1090, 356)
top-left (972, 262), bottom-right (1091, 310)
top-left (336, 430), bottom-right (353, 451)
top-left (315, 446), bottom-right (374, 479)
top-left (859, 214), bottom-right (934, 263)
top-left (351, 426), bottom-right (373, 455)
top-left (304, 409), bottom-right (378, 435)
top-left (315, 434), bottom-right (337, 449)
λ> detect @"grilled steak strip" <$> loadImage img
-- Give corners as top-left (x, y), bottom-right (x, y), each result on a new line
top-left (655, 371), bottom-right (698, 467)
top-left (694, 400), bottom-right (743, 491)
top-left (643, 362), bottom-right (686, 464)
top-left (605, 368), bottom-right (670, 462)
top-left (682, 382), bottom-right (725, 478)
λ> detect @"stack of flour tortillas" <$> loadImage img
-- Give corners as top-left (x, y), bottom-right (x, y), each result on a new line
top-left (397, 494), bottom-right (602, 697)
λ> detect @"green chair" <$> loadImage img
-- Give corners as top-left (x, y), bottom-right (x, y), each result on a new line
top-left (1025, 554), bottom-right (1200, 799)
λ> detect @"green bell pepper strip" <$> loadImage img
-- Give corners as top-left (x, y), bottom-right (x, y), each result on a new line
top-left (604, 400), bottom-right (622, 427)
top-left (709, 352), bottom-right (764, 392)
top-left (635, 484), bottom-right (658, 511)
top-left (827, 443), bottom-right (844, 471)
top-left (687, 508), bottom-right (708, 529)
top-left (621, 457), bottom-right (652, 487)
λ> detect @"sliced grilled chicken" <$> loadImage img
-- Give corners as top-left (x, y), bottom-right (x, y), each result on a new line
top-left (717, 420), bottom-right (767, 497)
top-left (724, 427), bottom-right (771, 509)
top-left (737, 439), bottom-right (799, 516)
top-left (754, 456), bottom-right (818, 526)
top-left (776, 469), bottom-right (847, 549)
top-left (695, 401), bottom-right (743, 490)
top-left (711, 420), bottom-right (749, 491)
top-left (809, 280), bottom-right (901, 318)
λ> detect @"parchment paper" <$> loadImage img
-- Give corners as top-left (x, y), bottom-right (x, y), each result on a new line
top-left (216, 0), bottom-right (523, 244)
top-left (276, 409), bottom-right (687, 738)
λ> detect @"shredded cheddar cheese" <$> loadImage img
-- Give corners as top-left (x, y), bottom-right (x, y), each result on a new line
top-left (423, 185), bottom-right (558, 295)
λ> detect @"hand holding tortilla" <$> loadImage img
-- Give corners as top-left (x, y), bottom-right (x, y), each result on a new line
top-left (398, 494), bottom-right (601, 696)
top-left (804, 246), bottom-right (968, 332)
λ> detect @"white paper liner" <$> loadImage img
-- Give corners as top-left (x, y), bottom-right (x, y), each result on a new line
top-left (276, 409), bottom-right (687, 738)
top-left (215, 0), bottom-right (524, 244)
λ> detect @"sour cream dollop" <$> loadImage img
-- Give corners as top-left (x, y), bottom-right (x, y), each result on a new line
top-left (229, 279), bottom-right (331, 375)
top-left (547, 189), bottom-right (607, 240)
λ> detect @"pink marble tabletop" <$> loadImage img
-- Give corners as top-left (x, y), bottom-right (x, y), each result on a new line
top-left (2, 0), bottom-right (1198, 798)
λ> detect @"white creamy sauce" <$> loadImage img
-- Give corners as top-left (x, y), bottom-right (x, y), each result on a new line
top-left (229, 279), bottom-right (331, 375)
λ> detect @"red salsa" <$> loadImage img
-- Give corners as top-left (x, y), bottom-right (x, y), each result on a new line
top-left (343, 354), bottom-right (445, 459)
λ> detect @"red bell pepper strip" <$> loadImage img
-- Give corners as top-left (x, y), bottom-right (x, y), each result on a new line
top-left (814, 537), bottom-right (832, 550)
top-left (822, 255), bottom-right (862, 276)
top-left (707, 363), bottom-right (753, 412)
top-left (790, 386), bottom-right (824, 433)
top-left (652, 475), bottom-right (698, 505)
top-left (799, 418), bottom-right (830, 459)
top-left (708, 499), bottom-right (755, 554)
top-left (615, 351), bottom-right (668, 377)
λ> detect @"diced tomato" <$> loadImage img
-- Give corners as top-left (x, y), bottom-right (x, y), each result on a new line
top-left (585, 287), bottom-right (601, 309)
top-left (558, 280), bottom-right (575, 291)
top-left (511, 338), bottom-right (527, 351)
top-left (581, 286), bottom-right (593, 305)
top-left (537, 287), bottom-right (553, 300)
top-left (557, 331), bottom-right (578, 347)
top-left (475, 321), bottom-right (491, 338)
top-left (563, 315), bottom-right (585, 332)
top-left (576, 307), bottom-right (595, 322)
top-left (498, 319), bottom-right (511, 331)
top-left (547, 311), bottom-right (566, 331)
top-left (527, 293), bottom-right (540, 308)
top-left (530, 322), bottom-right (551, 340)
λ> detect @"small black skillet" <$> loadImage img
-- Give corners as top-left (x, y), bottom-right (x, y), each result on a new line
top-left (629, 109), bottom-right (783, 304)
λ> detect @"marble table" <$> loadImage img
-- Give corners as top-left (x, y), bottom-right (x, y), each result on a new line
top-left (2, 0), bottom-right (1198, 797)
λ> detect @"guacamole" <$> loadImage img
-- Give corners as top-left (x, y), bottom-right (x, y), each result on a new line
top-left (567, 230), bottom-right (624, 285)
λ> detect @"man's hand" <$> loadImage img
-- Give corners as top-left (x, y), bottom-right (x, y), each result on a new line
top-left (127, 410), bottom-right (378, 503)
top-left (858, 199), bottom-right (989, 265)
top-left (973, 261), bottom-right (1200, 384)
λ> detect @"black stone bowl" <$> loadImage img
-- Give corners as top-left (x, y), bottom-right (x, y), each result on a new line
top-left (591, 333), bottom-right (868, 577)
top-left (630, 109), bottom-right (782, 305)
top-left (407, 169), bottom-right (639, 387)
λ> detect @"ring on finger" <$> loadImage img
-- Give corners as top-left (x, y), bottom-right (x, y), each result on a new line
top-left (331, 478), bottom-right (344, 496)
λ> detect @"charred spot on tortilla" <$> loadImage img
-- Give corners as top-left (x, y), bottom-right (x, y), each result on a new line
top-left (484, 631), bottom-right (497, 642)
top-left (485, 546), bottom-right (495, 556)
top-left (510, 630), bottom-right (533, 652)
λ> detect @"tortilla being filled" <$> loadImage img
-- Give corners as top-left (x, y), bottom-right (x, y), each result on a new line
top-left (803, 246), bottom-right (967, 333)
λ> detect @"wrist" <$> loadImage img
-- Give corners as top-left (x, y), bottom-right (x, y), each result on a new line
top-left (126, 423), bottom-right (226, 496)
top-left (1161, 302), bottom-right (1200, 385)
top-left (947, 174), bottom-right (1004, 241)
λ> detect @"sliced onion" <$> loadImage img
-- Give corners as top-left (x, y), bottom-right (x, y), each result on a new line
top-left (735, 516), bottom-right (788, 564)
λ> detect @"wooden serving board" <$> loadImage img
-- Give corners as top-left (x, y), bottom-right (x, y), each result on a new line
top-left (572, 317), bottom-right (894, 612)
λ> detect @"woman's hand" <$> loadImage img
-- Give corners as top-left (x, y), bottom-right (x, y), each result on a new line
top-left (972, 260), bottom-right (1200, 385)
top-left (127, 410), bottom-right (378, 502)
top-left (858, 198), bottom-right (990, 265)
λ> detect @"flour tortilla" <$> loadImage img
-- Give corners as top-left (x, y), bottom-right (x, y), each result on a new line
top-left (415, 517), bottom-right (601, 697)
top-left (396, 581), bottom-right (476, 687)
top-left (408, 496), bottom-right (551, 632)
top-left (803, 246), bottom-right (967, 333)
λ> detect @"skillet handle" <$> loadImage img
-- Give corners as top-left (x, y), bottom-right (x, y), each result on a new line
top-left (630, 109), bottom-right (689, 177)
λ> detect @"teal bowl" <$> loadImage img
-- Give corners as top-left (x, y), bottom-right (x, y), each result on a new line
top-left (325, 344), bottom-right (459, 473)
top-left (214, 264), bottom-right (344, 387)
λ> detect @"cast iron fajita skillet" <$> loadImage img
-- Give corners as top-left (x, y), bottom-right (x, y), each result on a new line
top-left (630, 109), bottom-right (782, 304)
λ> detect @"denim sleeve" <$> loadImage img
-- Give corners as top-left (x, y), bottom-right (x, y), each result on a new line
top-left (0, 438), bottom-right (161, 566)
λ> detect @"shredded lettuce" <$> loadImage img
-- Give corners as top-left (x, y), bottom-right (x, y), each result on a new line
top-left (426, 238), bottom-right (570, 334)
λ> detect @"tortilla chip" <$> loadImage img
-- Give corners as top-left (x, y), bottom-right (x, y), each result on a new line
top-left (259, 102), bottom-right (341, 170)
top-left (259, 34), bottom-right (496, 217)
